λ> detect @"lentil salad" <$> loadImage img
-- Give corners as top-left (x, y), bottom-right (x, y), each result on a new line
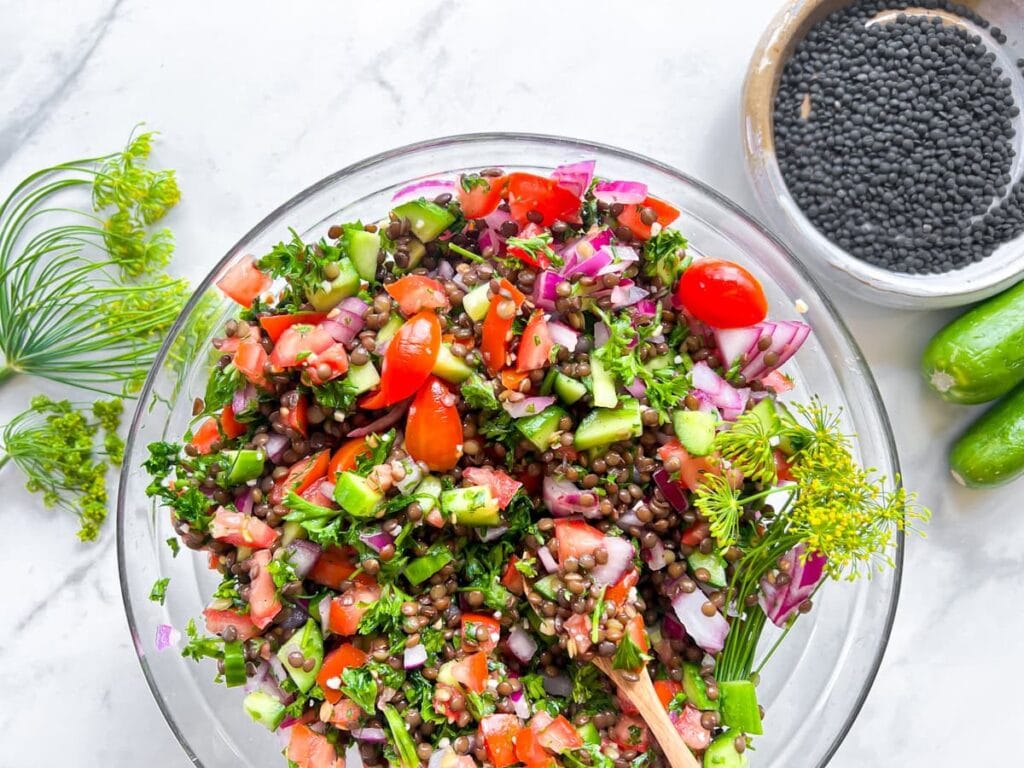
top-left (145, 160), bottom-right (921, 768)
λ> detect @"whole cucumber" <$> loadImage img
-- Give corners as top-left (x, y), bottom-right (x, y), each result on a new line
top-left (950, 384), bottom-right (1024, 488)
top-left (921, 280), bottom-right (1024, 404)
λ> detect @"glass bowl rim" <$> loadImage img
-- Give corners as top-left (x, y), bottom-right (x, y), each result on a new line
top-left (116, 130), bottom-right (904, 767)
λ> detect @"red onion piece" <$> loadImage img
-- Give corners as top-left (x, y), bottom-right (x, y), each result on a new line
top-left (593, 179), bottom-right (648, 205)
top-left (318, 595), bottom-right (333, 637)
top-left (653, 469), bottom-right (689, 513)
top-left (359, 529), bottom-right (394, 554)
top-left (595, 246), bottom-right (640, 276)
top-left (483, 207), bottom-right (511, 231)
top-left (543, 674), bottom-right (572, 698)
top-left (562, 247), bottom-right (612, 279)
top-left (625, 378), bottom-right (647, 399)
top-left (404, 644), bottom-right (428, 669)
top-left (155, 624), bottom-right (179, 651)
top-left (391, 178), bottom-right (454, 203)
top-left (284, 539), bottom-right (322, 579)
top-left (479, 525), bottom-right (509, 543)
top-left (634, 299), bottom-right (658, 318)
top-left (532, 270), bottom-right (561, 310)
top-left (642, 537), bottom-right (668, 571)
top-left (662, 613), bottom-right (687, 642)
top-left (671, 587), bottom-right (729, 653)
top-left (352, 727), bottom-right (388, 743)
top-left (714, 324), bottom-right (767, 370)
top-left (234, 487), bottom-right (255, 516)
top-left (740, 320), bottom-right (810, 380)
top-left (507, 626), bottom-right (538, 663)
top-left (537, 546), bottom-right (558, 574)
top-left (610, 281), bottom-right (649, 308)
top-left (320, 310), bottom-right (364, 345)
top-left (594, 321), bottom-right (610, 349)
top-left (509, 688), bottom-right (531, 720)
top-left (478, 227), bottom-right (502, 256)
top-left (691, 361), bottom-right (749, 420)
top-left (338, 296), bottom-right (369, 317)
top-left (437, 259), bottom-right (455, 280)
top-left (590, 537), bottom-right (635, 586)
top-left (348, 399), bottom-right (410, 435)
top-left (502, 396), bottom-right (556, 419)
top-left (543, 476), bottom-right (598, 518)
top-left (760, 544), bottom-right (826, 626)
top-left (552, 159), bottom-right (596, 197)
top-left (232, 383), bottom-right (258, 415)
top-left (547, 321), bottom-right (579, 352)
top-left (265, 433), bottom-right (290, 464)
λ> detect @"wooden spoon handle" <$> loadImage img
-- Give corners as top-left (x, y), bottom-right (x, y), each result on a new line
top-left (592, 658), bottom-right (702, 768)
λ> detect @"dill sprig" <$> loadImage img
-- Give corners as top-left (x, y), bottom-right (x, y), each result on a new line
top-left (0, 396), bottom-right (124, 541)
top-left (715, 409), bottom-right (778, 485)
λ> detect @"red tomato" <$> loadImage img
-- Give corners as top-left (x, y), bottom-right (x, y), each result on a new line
top-left (516, 311), bottom-right (554, 372)
top-left (308, 546), bottom-right (358, 590)
top-left (210, 507), bottom-right (280, 548)
top-left (270, 451), bottom-right (330, 505)
top-left (304, 343), bottom-right (349, 386)
top-left (672, 705), bottom-right (712, 751)
top-left (676, 258), bottom-right (768, 329)
top-left (301, 477), bottom-right (336, 509)
top-left (563, 613), bottom-right (592, 656)
top-left (452, 651), bottom-right (489, 694)
top-left (377, 311), bottom-right (442, 405)
top-left (317, 643), bottom-right (369, 704)
top-left (248, 549), bottom-right (282, 630)
top-left (203, 608), bottom-right (259, 641)
top-left (385, 275), bottom-right (450, 316)
top-left (654, 679), bottom-right (683, 710)
top-left (611, 714), bottom-right (650, 752)
top-left (481, 279), bottom-right (527, 375)
top-left (458, 174), bottom-right (508, 219)
top-left (220, 405), bottom-right (247, 439)
top-left (515, 725), bottom-right (555, 768)
top-left (189, 418), bottom-right (220, 454)
top-left (233, 338), bottom-right (271, 389)
top-left (217, 257), bottom-right (271, 308)
top-left (461, 467), bottom-right (522, 508)
top-left (259, 312), bottom-right (328, 342)
top-left (406, 376), bottom-right (463, 471)
top-left (461, 613), bottom-right (501, 654)
top-left (625, 615), bottom-right (649, 654)
top-left (657, 439), bottom-right (719, 491)
top-left (536, 715), bottom-right (583, 753)
top-left (616, 195), bottom-right (681, 240)
top-left (500, 369), bottom-right (529, 392)
top-left (501, 556), bottom-right (526, 596)
top-left (507, 222), bottom-right (552, 269)
top-left (681, 521), bottom-right (711, 548)
top-left (605, 568), bottom-right (639, 608)
top-left (775, 449), bottom-right (795, 482)
top-left (553, 519), bottom-right (606, 565)
top-left (329, 697), bottom-right (363, 730)
top-left (329, 437), bottom-right (371, 479)
top-left (287, 724), bottom-right (344, 768)
top-left (282, 392), bottom-right (309, 437)
top-left (507, 172), bottom-right (581, 226)
top-left (269, 323), bottom-right (335, 368)
top-left (327, 581), bottom-right (381, 635)
top-left (479, 714), bottom-right (523, 768)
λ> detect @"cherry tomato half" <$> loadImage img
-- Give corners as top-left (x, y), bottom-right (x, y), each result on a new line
top-left (216, 257), bottom-right (271, 308)
top-left (676, 258), bottom-right (768, 329)
top-left (616, 195), bottom-right (680, 241)
top-left (516, 310), bottom-right (554, 372)
top-left (458, 174), bottom-right (508, 219)
top-left (385, 274), bottom-right (450, 317)
top-left (377, 311), bottom-right (442, 406)
top-left (507, 172), bottom-right (581, 226)
top-left (480, 279), bottom-right (527, 375)
top-left (405, 376), bottom-right (463, 471)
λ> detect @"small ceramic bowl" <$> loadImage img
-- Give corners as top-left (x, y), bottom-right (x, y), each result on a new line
top-left (742, 0), bottom-right (1024, 309)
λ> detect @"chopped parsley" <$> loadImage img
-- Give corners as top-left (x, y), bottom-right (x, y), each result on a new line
top-left (149, 577), bottom-right (170, 605)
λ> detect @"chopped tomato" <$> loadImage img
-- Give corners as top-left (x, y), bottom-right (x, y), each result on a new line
top-left (625, 615), bottom-right (649, 654)
top-left (259, 312), bottom-right (328, 343)
top-left (657, 439), bottom-right (719, 491)
top-left (425, 507), bottom-right (445, 528)
top-left (775, 449), bottom-right (795, 483)
top-left (458, 174), bottom-right (508, 219)
top-left (326, 439), bottom-right (369, 482)
top-left (500, 369), bottom-right (529, 392)
top-left (507, 172), bottom-right (581, 226)
top-left (761, 369), bottom-right (794, 393)
top-left (189, 417), bottom-right (220, 454)
top-left (515, 725), bottom-right (555, 768)
top-left (452, 651), bottom-right (489, 694)
top-left (309, 546), bottom-right (358, 590)
top-left (385, 274), bottom-right (450, 316)
top-left (676, 258), bottom-right (768, 329)
top-left (536, 715), bottom-right (583, 753)
top-left (317, 643), bottom-right (369, 704)
top-left (304, 343), bottom-right (349, 386)
top-left (327, 581), bottom-right (381, 635)
top-left (462, 467), bottom-right (522, 508)
top-left (461, 613), bottom-right (501, 654)
top-left (217, 257), bottom-right (272, 308)
top-left (329, 697), bottom-right (363, 730)
top-left (376, 310), bottom-right (442, 406)
top-left (270, 450), bottom-right (330, 505)
top-left (269, 323), bottom-right (335, 368)
top-left (516, 311), bottom-right (554, 372)
top-left (654, 679), bottom-right (683, 710)
top-left (301, 477), bottom-right (336, 508)
top-left (672, 705), bottom-right (712, 751)
top-left (507, 222), bottom-right (552, 269)
top-left (479, 714), bottom-right (522, 768)
top-left (406, 376), bottom-right (463, 471)
top-left (553, 519), bottom-right (606, 565)
top-left (210, 507), bottom-right (280, 548)
top-left (611, 714), bottom-right (650, 752)
top-left (605, 568), bottom-right (639, 607)
top-left (233, 338), bottom-right (271, 389)
top-left (481, 279), bottom-right (527, 375)
top-left (203, 607), bottom-right (259, 641)
top-left (247, 549), bottom-right (282, 630)
top-left (563, 613), bottom-right (592, 655)
top-left (616, 195), bottom-right (681, 241)
top-left (282, 392), bottom-right (309, 437)
top-left (501, 556), bottom-right (526, 595)
top-left (220, 404), bottom-right (247, 439)
top-left (681, 521), bottom-right (711, 548)
top-left (287, 723), bottom-right (344, 768)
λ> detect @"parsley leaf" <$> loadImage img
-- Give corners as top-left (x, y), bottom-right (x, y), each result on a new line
top-left (181, 618), bottom-right (222, 661)
top-left (642, 228), bottom-right (690, 284)
top-left (340, 666), bottom-right (378, 714)
top-left (612, 632), bottom-right (646, 671)
top-left (166, 536), bottom-right (180, 557)
top-left (357, 583), bottom-right (410, 640)
top-left (461, 373), bottom-right (500, 411)
top-left (149, 577), bottom-right (170, 605)
top-left (355, 429), bottom-right (396, 475)
top-left (312, 378), bottom-right (359, 411)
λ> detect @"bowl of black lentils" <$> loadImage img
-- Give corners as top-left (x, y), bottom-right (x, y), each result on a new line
top-left (743, 0), bottom-right (1024, 309)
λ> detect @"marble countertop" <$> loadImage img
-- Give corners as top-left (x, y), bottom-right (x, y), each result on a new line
top-left (1, 1), bottom-right (1020, 766)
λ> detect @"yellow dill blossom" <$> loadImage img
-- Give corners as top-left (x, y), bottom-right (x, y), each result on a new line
top-left (694, 472), bottom-right (744, 550)
top-left (715, 409), bottom-right (779, 485)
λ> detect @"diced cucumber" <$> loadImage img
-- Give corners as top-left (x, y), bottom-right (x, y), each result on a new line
top-left (276, 619), bottom-right (323, 693)
top-left (437, 660), bottom-right (458, 687)
top-left (222, 449), bottom-right (266, 484)
top-left (222, 640), bottom-right (247, 686)
top-left (687, 551), bottom-right (727, 587)
top-left (554, 373), bottom-right (587, 405)
top-left (346, 228), bottom-right (381, 283)
top-left (577, 721), bottom-right (601, 746)
top-left (590, 357), bottom-right (618, 408)
top-left (432, 344), bottom-right (475, 384)
top-left (346, 361), bottom-right (381, 395)
top-left (682, 663), bottom-right (719, 711)
top-left (392, 200), bottom-right (455, 242)
top-left (333, 471), bottom-right (384, 518)
top-left (414, 475), bottom-right (442, 513)
top-left (539, 367), bottom-right (559, 396)
top-left (703, 732), bottom-right (749, 767)
top-left (673, 410), bottom-right (717, 457)
top-left (719, 680), bottom-right (763, 735)
top-left (750, 397), bottom-right (781, 433)
top-left (532, 575), bottom-right (560, 600)
top-left (515, 405), bottom-right (568, 452)
top-left (307, 257), bottom-right (360, 311)
top-left (645, 353), bottom-right (673, 371)
top-left (404, 239), bottom-right (426, 270)
top-left (573, 398), bottom-right (642, 450)
top-left (405, 546), bottom-right (454, 585)
top-left (281, 520), bottom-right (306, 546)
top-left (462, 282), bottom-right (492, 322)
top-left (243, 690), bottom-right (286, 731)
top-left (376, 314), bottom-right (404, 345)
top-left (440, 485), bottom-right (499, 527)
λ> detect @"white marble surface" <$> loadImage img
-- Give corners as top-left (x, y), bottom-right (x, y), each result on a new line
top-left (1, 1), bottom-right (1021, 766)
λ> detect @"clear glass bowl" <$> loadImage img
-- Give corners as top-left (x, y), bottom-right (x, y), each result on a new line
top-left (118, 133), bottom-right (903, 768)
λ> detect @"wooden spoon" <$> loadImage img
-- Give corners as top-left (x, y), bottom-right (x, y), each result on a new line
top-left (592, 657), bottom-right (702, 768)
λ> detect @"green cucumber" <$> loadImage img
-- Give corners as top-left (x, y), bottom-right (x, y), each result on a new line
top-left (532, 575), bottom-right (560, 600)
top-left (307, 258), bottom-right (360, 311)
top-left (687, 551), bottom-right (727, 587)
top-left (682, 662), bottom-right (719, 711)
top-left (222, 640), bottom-right (247, 687)
top-left (406, 546), bottom-right (454, 585)
top-left (750, 397), bottom-right (781, 433)
top-left (719, 680), bottom-right (763, 735)
top-left (703, 732), bottom-right (749, 767)
top-left (673, 410), bottom-right (717, 457)
top-left (440, 485), bottom-right (499, 526)
top-left (590, 357), bottom-right (618, 408)
top-left (222, 449), bottom-right (266, 484)
top-left (950, 384), bottom-right (1024, 487)
top-left (645, 353), bottom-right (674, 371)
top-left (276, 619), bottom-right (323, 693)
top-left (346, 228), bottom-right (381, 282)
top-left (921, 280), bottom-right (1024, 404)
top-left (432, 344), bottom-right (474, 384)
top-left (243, 690), bottom-right (286, 730)
top-left (346, 361), bottom-right (381, 395)
top-left (376, 314), bottom-right (404, 346)
top-left (403, 239), bottom-right (426, 270)
top-left (577, 721), bottom-right (601, 746)
top-left (392, 200), bottom-right (455, 242)
top-left (462, 282), bottom-right (492, 322)
top-left (553, 373), bottom-right (587, 405)
top-left (574, 398), bottom-right (642, 450)
top-left (515, 405), bottom-right (568, 451)
top-left (333, 471), bottom-right (384, 518)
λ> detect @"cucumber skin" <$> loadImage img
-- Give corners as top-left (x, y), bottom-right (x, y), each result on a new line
top-left (921, 280), bottom-right (1024, 404)
top-left (950, 384), bottom-right (1024, 488)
